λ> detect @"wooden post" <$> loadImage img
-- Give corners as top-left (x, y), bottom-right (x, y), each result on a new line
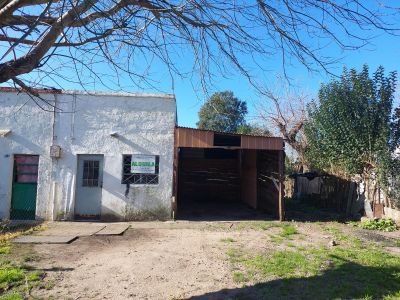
top-left (278, 150), bottom-right (285, 221)
top-left (172, 128), bottom-right (179, 219)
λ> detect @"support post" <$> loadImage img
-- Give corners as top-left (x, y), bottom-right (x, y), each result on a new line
top-left (278, 150), bottom-right (285, 221)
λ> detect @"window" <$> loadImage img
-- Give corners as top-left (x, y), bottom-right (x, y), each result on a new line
top-left (82, 160), bottom-right (100, 187)
top-left (122, 155), bottom-right (159, 185)
top-left (14, 155), bottom-right (39, 183)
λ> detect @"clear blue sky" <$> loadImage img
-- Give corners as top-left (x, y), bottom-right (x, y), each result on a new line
top-left (147, 32), bottom-right (400, 128)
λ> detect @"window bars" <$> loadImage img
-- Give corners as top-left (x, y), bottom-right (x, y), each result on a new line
top-left (122, 155), bottom-right (159, 185)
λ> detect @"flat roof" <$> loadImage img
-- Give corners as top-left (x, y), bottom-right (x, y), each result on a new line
top-left (0, 87), bottom-right (175, 99)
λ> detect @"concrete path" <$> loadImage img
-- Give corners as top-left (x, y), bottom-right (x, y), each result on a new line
top-left (13, 235), bottom-right (77, 244)
top-left (13, 222), bottom-right (130, 244)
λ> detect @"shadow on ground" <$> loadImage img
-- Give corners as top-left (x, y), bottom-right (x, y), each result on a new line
top-left (178, 200), bottom-right (274, 222)
top-left (284, 198), bottom-right (349, 223)
top-left (187, 259), bottom-right (400, 300)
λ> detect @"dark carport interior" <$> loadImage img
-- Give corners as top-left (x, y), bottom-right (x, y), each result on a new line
top-left (173, 128), bottom-right (285, 221)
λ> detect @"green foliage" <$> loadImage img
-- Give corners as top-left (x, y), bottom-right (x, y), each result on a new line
top-left (0, 268), bottom-right (24, 289)
top-left (359, 219), bottom-right (397, 232)
top-left (0, 243), bottom-right (10, 255)
top-left (305, 65), bottom-right (399, 201)
top-left (236, 124), bottom-right (271, 136)
top-left (279, 224), bottom-right (298, 238)
top-left (227, 240), bottom-right (400, 299)
top-left (197, 91), bottom-right (247, 133)
top-left (0, 292), bottom-right (23, 300)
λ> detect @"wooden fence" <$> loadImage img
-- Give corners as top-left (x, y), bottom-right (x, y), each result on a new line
top-left (289, 173), bottom-right (398, 220)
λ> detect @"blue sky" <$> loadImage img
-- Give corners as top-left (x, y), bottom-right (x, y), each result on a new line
top-left (168, 32), bottom-right (400, 128)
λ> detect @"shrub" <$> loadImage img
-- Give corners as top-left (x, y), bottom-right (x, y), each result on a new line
top-left (360, 219), bottom-right (397, 232)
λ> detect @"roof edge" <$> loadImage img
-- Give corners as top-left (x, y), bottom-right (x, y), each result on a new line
top-left (176, 126), bottom-right (282, 139)
top-left (0, 87), bottom-right (175, 99)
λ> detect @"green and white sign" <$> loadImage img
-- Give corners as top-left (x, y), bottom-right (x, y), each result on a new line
top-left (131, 155), bottom-right (156, 174)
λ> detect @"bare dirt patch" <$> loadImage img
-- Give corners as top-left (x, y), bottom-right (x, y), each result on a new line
top-left (17, 221), bottom-right (400, 300)
top-left (31, 224), bottom-right (240, 299)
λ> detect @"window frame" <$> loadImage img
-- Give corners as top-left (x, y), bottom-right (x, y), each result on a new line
top-left (121, 154), bottom-right (160, 185)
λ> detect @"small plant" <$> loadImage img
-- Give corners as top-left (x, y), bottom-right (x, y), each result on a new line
top-left (0, 268), bottom-right (24, 289)
top-left (232, 271), bottom-right (248, 283)
top-left (0, 243), bottom-right (11, 255)
top-left (359, 219), bottom-right (397, 232)
top-left (279, 224), bottom-right (298, 238)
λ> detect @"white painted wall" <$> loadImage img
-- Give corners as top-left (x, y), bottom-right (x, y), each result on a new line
top-left (0, 90), bottom-right (176, 221)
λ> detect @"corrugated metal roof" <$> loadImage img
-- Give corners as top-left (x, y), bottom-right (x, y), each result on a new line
top-left (175, 127), bottom-right (284, 150)
top-left (176, 126), bottom-right (278, 138)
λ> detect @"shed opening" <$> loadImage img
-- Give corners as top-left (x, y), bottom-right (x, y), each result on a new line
top-left (176, 147), bottom-right (281, 220)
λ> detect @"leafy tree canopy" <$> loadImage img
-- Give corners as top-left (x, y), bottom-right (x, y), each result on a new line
top-left (197, 91), bottom-right (247, 133)
top-left (237, 124), bottom-right (271, 136)
top-left (304, 65), bottom-right (398, 188)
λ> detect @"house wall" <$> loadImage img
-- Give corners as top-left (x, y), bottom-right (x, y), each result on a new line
top-left (0, 90), bottom-right (176, 221)
top-left (0, 92), bottom-right (54, 220)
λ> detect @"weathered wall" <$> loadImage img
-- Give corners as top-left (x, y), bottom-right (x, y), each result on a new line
top-left (0, 92), bottom-right (54, 220)
top-left (0, 90), bottom-right (176, 221)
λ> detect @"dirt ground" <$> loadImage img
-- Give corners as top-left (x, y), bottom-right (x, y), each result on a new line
top-left (23, 221), bottom-right (399, 300)
top-left (30, 222), bottom-right (243, 300)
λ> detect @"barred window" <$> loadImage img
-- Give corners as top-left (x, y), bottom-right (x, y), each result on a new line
top-left (82, 160), bottom-right (100, 187)
top-left (122, 155), bottom-right (159, 185)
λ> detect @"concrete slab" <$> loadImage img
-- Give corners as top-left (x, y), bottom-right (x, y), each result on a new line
top-left (37, 222), bottom-right (106, 237)
top-left (95, 224), bottom-right (130, 235)
top-left (13, 235), bottom-right (77, 244)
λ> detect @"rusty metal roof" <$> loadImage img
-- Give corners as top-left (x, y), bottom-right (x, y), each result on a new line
top-left (175, 127), bottom-right (284, 150)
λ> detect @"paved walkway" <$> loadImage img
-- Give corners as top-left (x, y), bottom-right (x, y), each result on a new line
top-left (13, 222), bottom-right (130, 244)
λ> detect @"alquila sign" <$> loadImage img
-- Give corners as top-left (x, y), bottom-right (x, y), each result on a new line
top-left (131, 154), bottom-right (156, 174)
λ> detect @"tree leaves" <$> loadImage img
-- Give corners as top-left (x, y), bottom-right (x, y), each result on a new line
top-left (197, 91), bottom-right (247, 133)
top-left (304, 65), bottom-right (398, 189)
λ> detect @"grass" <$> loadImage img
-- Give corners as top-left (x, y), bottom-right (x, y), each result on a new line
top-left (226, 223), bottom-right (400, 299)
top-left (220, 237), bottom-right (236, 243)
top-left (0, 222), bottom-right (45, 299)
top-left (232, 271), bottom-right (248, 283)
top-left (279, 224), bottom-right (298, 238)
top-left (359, 219), bottom-right (398, 232)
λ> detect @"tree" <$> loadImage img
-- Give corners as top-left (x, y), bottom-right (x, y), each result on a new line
top-left (0, 1), bottom-right (399, 95)
top-left (257, 84), bottom-right (309, 171)
top-left (304, 65), bottom-right (399, 204)
top-left (197, 91), bottom-right (247, 133)
top-left (236, 124), bottom-right (271, 136)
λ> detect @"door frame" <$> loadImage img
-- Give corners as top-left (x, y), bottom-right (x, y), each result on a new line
top-left (10, 154), bottom-right (40, 220)
top-left (74, 154), bottom-right (104, 220)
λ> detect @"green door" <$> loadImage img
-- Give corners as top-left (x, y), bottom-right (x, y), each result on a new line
top-left (10, 155), bottom-right (39, 220)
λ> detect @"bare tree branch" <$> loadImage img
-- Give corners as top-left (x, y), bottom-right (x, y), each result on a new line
top-left (0, 0), bottom-right (398, 103)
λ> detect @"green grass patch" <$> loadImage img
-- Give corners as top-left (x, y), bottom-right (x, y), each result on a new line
top-left (0, 268), bottom-right (24, 289)
top-left (279, 224), bottom-right (298, 238)
top-left (0, 291), bottom-right (24, 300)
top-left (359, 219), bottom-right (397, 232)
top-left (227, 238), bottom-right (400, 299)
top-left (220, 237), bottom-right (236, 243)
top-left (232, 271), bottom-right (248, 283)
top-left (0, 243), bottom-right (10, 255)
top-left (234, 221), bottom-right (278, 231)
top-left (0, 222), bottom-right (45, 298)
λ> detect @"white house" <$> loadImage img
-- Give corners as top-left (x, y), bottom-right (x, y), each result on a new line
top-left (0, 87), bottom-right (176, 221)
